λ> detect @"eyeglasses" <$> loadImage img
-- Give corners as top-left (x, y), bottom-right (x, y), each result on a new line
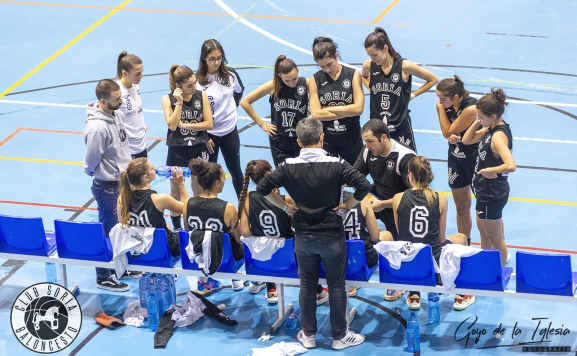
top-left (206, 56), bottom-right (224, 64)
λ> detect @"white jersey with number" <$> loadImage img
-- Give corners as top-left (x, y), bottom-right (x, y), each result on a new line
top-left (117, 80), bottom-right (146, 154)
top-left (198, 72), bottom-right (243, 136)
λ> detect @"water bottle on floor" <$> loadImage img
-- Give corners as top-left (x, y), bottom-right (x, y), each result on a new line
top-left (407, 312), bottom-right (420, 352)
top-left (427, 292), bottom-right (440, 324)
top-left (168, 274), bottom-right (176, 306)
top-left (160, 275), bottom-right (171, 311)
top-left (148, 276), bottom-right (160, 332)
top-left (156, 166), bottom-right (192, 179)
top-left (45, 263), bottom-right (57, 283)
top-left (139, 273), bottom-right (151, 309)
top-left (285, 308), bottom-right (301, 330)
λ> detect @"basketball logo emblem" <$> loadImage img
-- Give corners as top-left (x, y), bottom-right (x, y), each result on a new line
top-left (11, 283), bottom-right (82, 353)
top-left (342, 79), bottom-right (351, 89)
top-left (297, 86), bottom-right (305, 95)
top-left (194, 100), bottom-right (201, 109)
top-left (386, 160), bottom-right (394, 170)
top-left (391, 73), bottom-right (400, 83)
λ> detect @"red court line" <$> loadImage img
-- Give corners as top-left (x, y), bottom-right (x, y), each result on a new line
top-left (0, 128), bottom-right (22, 147)
top-left (470, 241), bottom-right (577, 255)
top-left (0, 199), bottom-right (97, 211)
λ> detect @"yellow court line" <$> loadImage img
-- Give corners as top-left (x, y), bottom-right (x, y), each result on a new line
top-left (0, 0), bottom-right (131, 99)
top-left (438, 191), bottom-right (577, 207)
top-left (356, 0), bottom-right (401, 24)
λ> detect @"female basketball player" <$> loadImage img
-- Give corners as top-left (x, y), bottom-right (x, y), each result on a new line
top-left (382, 156), bottom-right (472, 310)
top-left (238, 160), bottom-right (295, 303)
top-left (436, 76), bottom-right (478, 244)
top-left (184, 158), bottom-right (244, 294)
top-left (309, 37), bottom-right (365, 165)
top-left (116, 51), bottom-right (147, 159)
top-left (240, 55), bottom-right (309, 166)
top-left (196, 39), bottom-right (245, 196)
top-left (117, 158), bottom-right (186, 257)
top-left (462, 88), bottom-right (515, 266)
top-left (161, 65), bottom-right (213, 230)
top-left (362, 27), bottom-right (438, 152)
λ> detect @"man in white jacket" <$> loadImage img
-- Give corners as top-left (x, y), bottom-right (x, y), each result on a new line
top-left (84, 79), bottom-right (133, 292)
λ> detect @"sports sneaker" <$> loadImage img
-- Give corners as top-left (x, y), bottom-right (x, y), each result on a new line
top-left (297, 330), bottom-right (316, 348)
top-left (197, 278), bottom-right (222, 294)
top-left (232, 279), bottom-right (245, 291)
top-left (120, 270), bottom-right (142, 279)
top-left (405, 294), bottom-right (421, 310)
top-left (506, 252), bottom-right (511, 265)
top-left (454, 295), bottom-right (475, 310)
top-left (97, 275), bottom-right (129, 292)
top-left (316, 288), bottom-right (329, 305)
top-left (248, 281), bottom-right (267, 294)
top-left (347, 286), bottom-right (358, 297)
top-left (265, 289), bottom-right (278, 304)
top-left (332, 330), bottom-right (365, 350)
top-left (383, 289), bottom-right (403, 301)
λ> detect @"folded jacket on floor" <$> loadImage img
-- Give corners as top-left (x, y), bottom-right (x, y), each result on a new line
top-left (374, 241), bottom-right (427, 269)
top-left (439, 244), bottom-right (482, 290)
top-left (123, 299), bottom-right (148, 327)
top-left (191, 291), bottom-right (238, 326)
top-left (185, 230), bottom-right (224, 276)
top-left (171, 291), bottom-right (204, 328)
top-left (109, 224), bottom-right (155, 278)
top-left (251, 342), bottom-right (308, 356)
top-left (154, 310), bottom-right (176, 348)
top-left (241, 236), bottom-right (286, 261)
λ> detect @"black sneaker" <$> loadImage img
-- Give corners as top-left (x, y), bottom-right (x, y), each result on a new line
top-left (97, 275), bottom-right (129, 292)
top-left (111, 270), bottom-right (143, 279)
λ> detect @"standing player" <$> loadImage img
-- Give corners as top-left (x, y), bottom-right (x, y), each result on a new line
top-left (196, 39), bottom-right (245, 196)
top-left (436, 76), bottom-right (478, 244)
top-left (161, 65), bottom-right (213, 230)
top-left (116, 51), bottom-right (147, 159)
top-left (309, 37), bottom-right (365, 165)
top-left (362, 27), bottom-right (438, 152)
top-left (240, 55), bottom-right (309, 166)
top-left (462, 89), bottom-right (515, 266)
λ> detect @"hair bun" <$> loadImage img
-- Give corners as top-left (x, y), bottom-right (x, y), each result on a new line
top-left (189, 159), bottom-right (210, 176)
top-left (491, 88), bottom-right (508, 106)
top-left (374, 27), bottom-right (386, 34)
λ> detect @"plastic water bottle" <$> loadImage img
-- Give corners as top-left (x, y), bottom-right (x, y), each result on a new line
top-left (148, 277), bottom-right (160, 332)
top-left (139, 273), bottom-right (151, 309)
top-left (407, 312), bottom-right (420, 352)
top-left (159, 275), bottom-right (171, 312)
top-left (168, 274), bottom-right (176, 306)
top-left (155, 166), bottom-right (192, 179)
top-left (285, 308), bottom-right (301, 330)
top-left (45, 263), bottom-right (57, 283)
top-left (427, 292), bottom-right (440, 324)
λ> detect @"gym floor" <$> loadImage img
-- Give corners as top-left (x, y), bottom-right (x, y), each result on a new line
top-left (1, 0), bottom-right (577, 354)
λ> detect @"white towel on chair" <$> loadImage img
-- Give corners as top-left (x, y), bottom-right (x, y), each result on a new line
top-left (439, 244), bottom-right (482, 290)
top-left (109, 224), bottom-right (155, 278)
top-left (373, 241), bottom-right (427, 269)
top-left (241, 236), bottom-right (286, 261)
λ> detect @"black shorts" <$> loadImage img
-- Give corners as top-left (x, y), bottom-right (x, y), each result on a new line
top-left (131, 148), bottom-right (148, 160)
top-left (476, 195), bottom-right (509, 220)
top-left (433, 239), bottom-right (452, 264)
top-left (447, 153), bottom-right (476, 189)
top-left (269, 135), bottom-right (300, 167)
top-left (366, 248), bottom-right (379, 268)
top-left (375, 208), bottom-right (399, 240)
top-left (166, 144), bottom-right (209, 167)
top-left (323, 125), bottom-right (363, 166)
top-left (389, 115), bottom-right (417, 153)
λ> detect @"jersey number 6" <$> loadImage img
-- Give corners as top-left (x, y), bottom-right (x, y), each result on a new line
top-left (409, 206), bottom-right (429, 238)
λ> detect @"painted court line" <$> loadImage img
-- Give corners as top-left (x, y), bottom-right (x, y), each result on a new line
top-left (0, 0), bottom-right (132, 99)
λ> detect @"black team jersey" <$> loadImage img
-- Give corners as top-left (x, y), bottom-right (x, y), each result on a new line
top-left (353, 140), bottom-right (416, 200)
top-left (129, 190), bottom-right (168, 228)
top-left (341, 191), bottom-right (370, 240)
top-left (369, 59), bottom-right (412, 127)
top-left (185, 196), bottom-right (230, 232)
top-left (269, 77), bottom-right (308, 139)
top-left (167, 90), bottom-right (208, 147)
top-left (248, 191), bottom-right (294, 237)
top-left (397, 189), bottom-right (442, 257)
top-left (472, 123), bottom-right (513, 201)
top-left (313, 66), bottom-right (360, 134)
top-left (445, 96), bottom-right (478, 159)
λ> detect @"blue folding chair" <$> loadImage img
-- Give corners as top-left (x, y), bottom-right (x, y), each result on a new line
top-left (516, 251), bottom-right (577, 296)
top-left (54, 220), bottom-right (112, 262)
top-left (244, 238), bottom-right (299, 278)
top-left (454, 250), bottom-right (513, 291)
top-left (179, 230), bottom-right (244, 273)
top-left (0, 214), bottom-right (56, 257)
top-left (127, 228), bottom-right (180, 268)
top-left (379, 245), bottom-right (437, 286)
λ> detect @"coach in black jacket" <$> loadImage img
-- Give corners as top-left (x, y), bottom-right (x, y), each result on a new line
top-left (257, 118), bottom-right (370, 350)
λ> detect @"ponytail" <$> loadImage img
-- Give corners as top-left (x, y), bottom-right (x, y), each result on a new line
top-left (476, 88), bottom-right (508, 118)
top-left (117, 51), bottom-right (142, 79)
top-left (118, 158), bottom-right (151, 226)
top-left (312, 37), bottom-right (339, 61)
top-left (407, 156), bottom-right (437, 206)
top-left (168, 64), bottom-right (194, 92)
top-left (272, 55), bottom-right (298, 101)
top-left (437, 75), bottom-right (469, 98)
top-left (364, 27), bottom-right (401, 60)
top-left (237, 160), bottom-right (274, 221)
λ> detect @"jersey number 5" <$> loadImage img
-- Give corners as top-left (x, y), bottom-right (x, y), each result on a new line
top-left (409, 206), bottom-right (429, 238)
top-left (380, 94), bottom-right (390, 110)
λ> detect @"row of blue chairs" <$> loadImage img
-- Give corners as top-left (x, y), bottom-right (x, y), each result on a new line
top-left (0, 214), bottom-right (576, 296)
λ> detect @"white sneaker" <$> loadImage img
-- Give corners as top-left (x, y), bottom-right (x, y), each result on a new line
top-left (506, 252), bottom-right (511, 264)
top-left (297, 330), bottom-right (316, 348)
top-left (232, 279), bottom-right (245, 291)
top-left (248, 281), bottom-right (267, 294)
top-left (332, 330), bottom-right (365, 350)
top-left (265, 289), bottom-right (278, 304)
top-left (316, 288), bottom-right (329, 305)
